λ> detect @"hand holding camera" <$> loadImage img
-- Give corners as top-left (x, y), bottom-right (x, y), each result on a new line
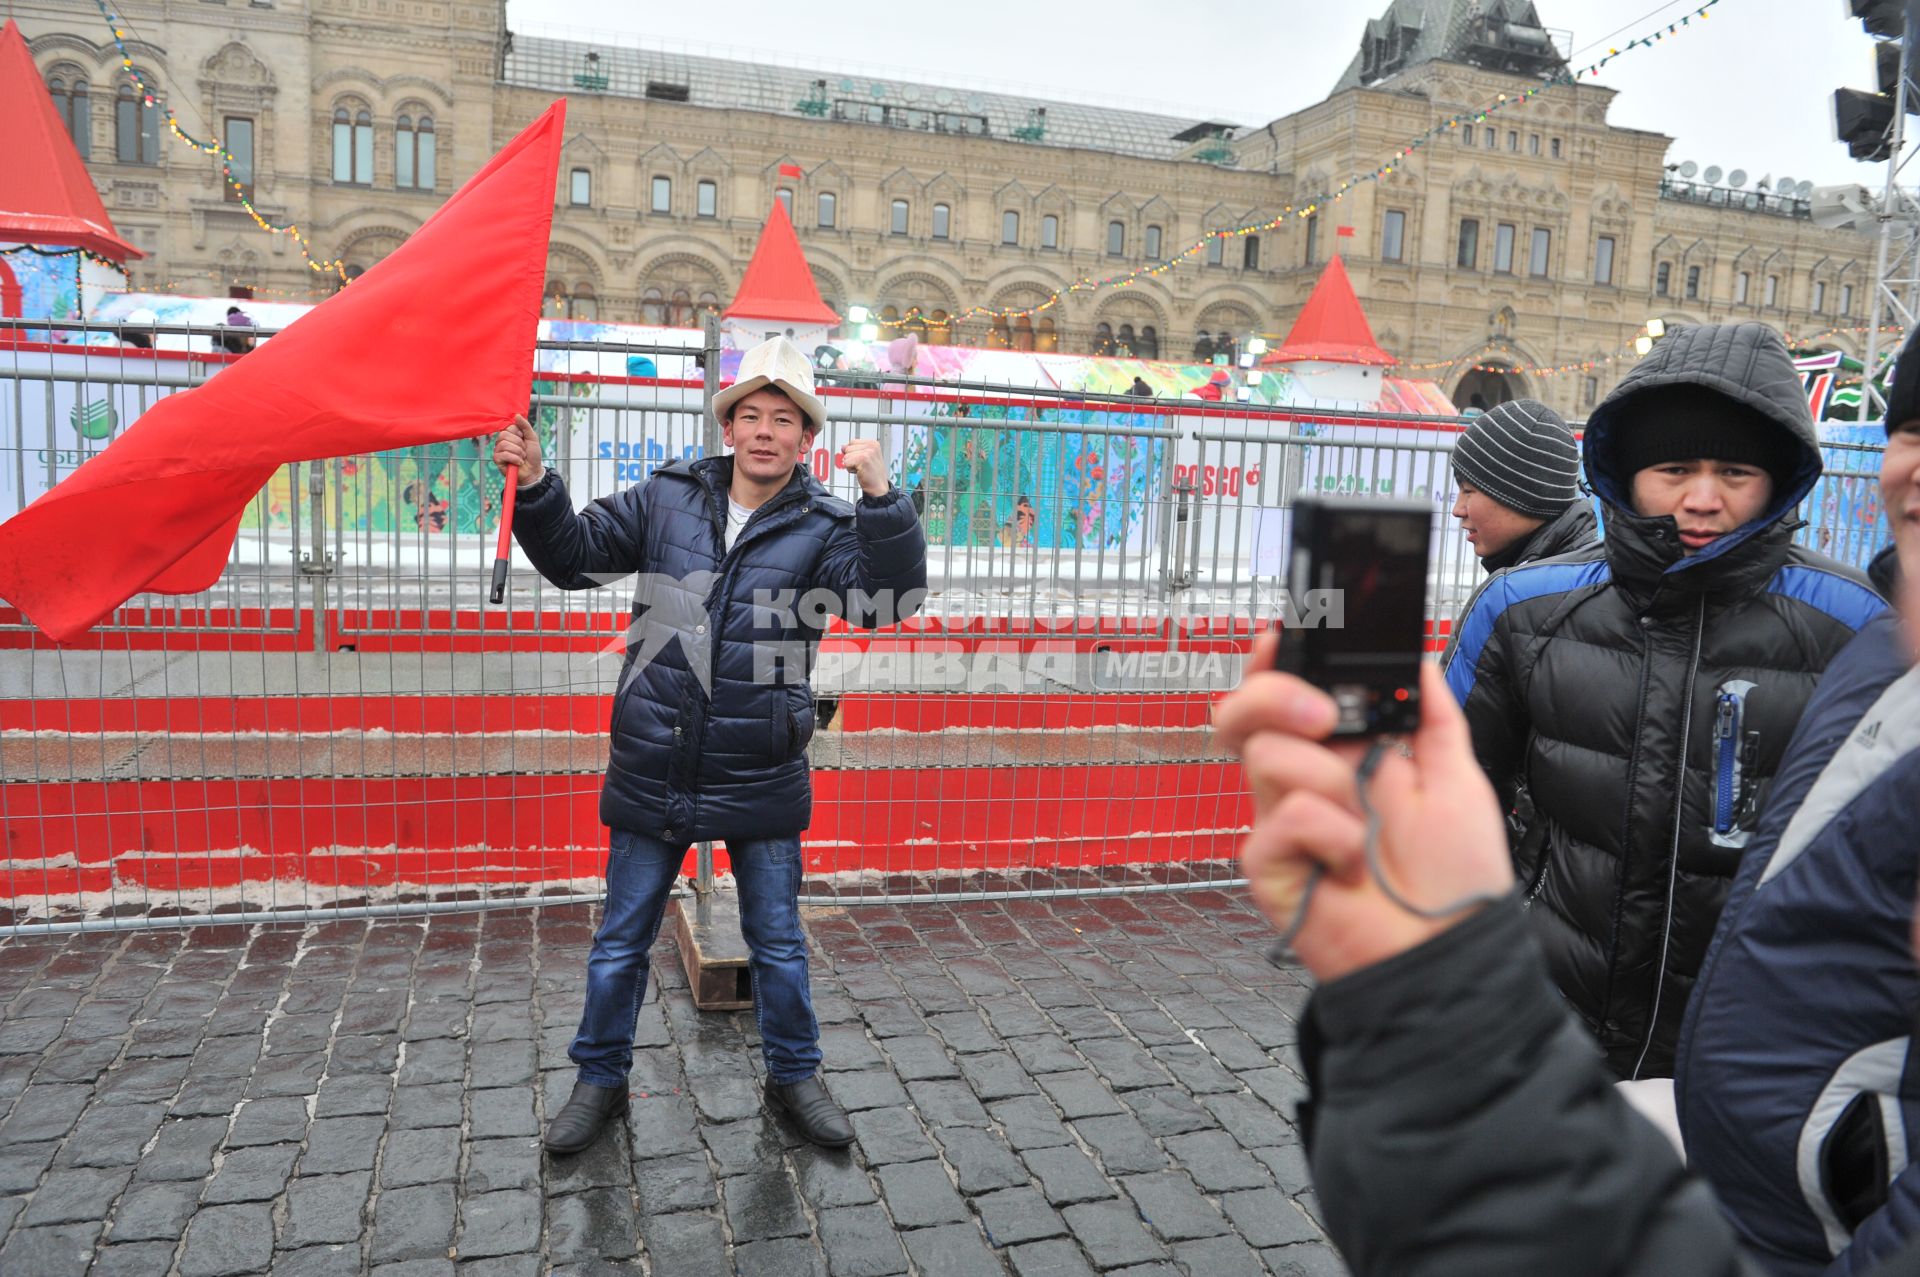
top-left (1217, 637), bottom-right (1511, 983)
top-left (1215, 498), bottom-right (1511, 982)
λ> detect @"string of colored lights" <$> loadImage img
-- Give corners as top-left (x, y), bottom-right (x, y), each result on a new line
top-left (157, 274), bottom-right (331, 301)
top-left (93, 0), bottom-right (348, 282)
top-left (82, 0), bottom-right (1719, 313)
top-left (0, 244), bottom-right (130, 277)
top-left (870, 0), bottom-right (1727, 331)
top-left (1398, 322), bottom-right (1904, 379)
top-left (0, 244), bottom-right (121, 315)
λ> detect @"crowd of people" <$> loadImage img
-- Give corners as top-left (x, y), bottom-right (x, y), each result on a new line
top-left (1218, 320), bottom-right (1919, 1275)
top-left (484, 321), bottom-right (1918, 1272)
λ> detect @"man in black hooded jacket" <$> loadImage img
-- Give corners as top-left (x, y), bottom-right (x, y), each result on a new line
top-left (1442, 322), bottom-right (1885, 1079)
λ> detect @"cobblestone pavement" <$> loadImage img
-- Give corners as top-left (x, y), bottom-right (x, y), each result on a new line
top-left (0, 881), bottom-right (1346, 1276)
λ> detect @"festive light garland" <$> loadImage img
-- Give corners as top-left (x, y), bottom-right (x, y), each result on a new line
top-left (0, 244), bottom-right (123, 318)
top-left (93, 0), bottom-right (348, 282)
top-left (872, 0), bottom-right (1727, 332)
top-left (1397, 323), bottom-right (1905, 379)
top-left (158, 274), bottom-right (331, 301)
top-left (83, 0), bottom-right (1722, 315)
top-left (0, 244), bottom-right (130, 277)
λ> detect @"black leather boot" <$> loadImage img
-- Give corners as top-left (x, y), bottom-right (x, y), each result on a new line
top-left (766, 1075), bottom-right (855, 1148)
top-left (543, 1080), bottom-right (629, 1155)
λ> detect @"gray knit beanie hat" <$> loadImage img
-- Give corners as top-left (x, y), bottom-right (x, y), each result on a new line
top-left (1450, 398), bottom-right (1581, 518)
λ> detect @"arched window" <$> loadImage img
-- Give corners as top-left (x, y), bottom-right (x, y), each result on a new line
top-left (641, 287), bottom-right (666, 325)
top-left (1214, 332), bottom-right (1235, 363)
top-left (698, 291), bottom-right (720, 317)
top-left (1655, 261), bottom-right (1672, 296)
top-left (989, 316), bottom-right (1011, 349)
top-left (1194, 334), bottom-right (1215, 363)
top-left (416, 115), bottom-right (436, 188)
top-left (1093, 322), bottom-right (1115, 356)
top-left (1041, 214), bottom-right (1059, 249)
top-left (1013, 317), bottom-right (1035, 352)
top-left (1107, 221), bottom-right (1125, 256)
top-left (118, 81), bottom-right (159, 164)
top-left (776, 187), bottom-right (793, 215)
top-left (817, 191), bottom-right (836, 228)
top-left (1002, 210), bottom-right (1020, 245)
top-left (571, 283), bottom-right (597, 321)
top-left (928, 309), bottom-right (951, 345)
top-left (332, 106), bottom-right (372, 184)
top-left (879, 305), bottom-right (901, 340)
top-left (49, 75), bottom-right (92, 159)
top-left (544, 280), bottom-right (568, 316)
top-left (1138, 325), bottom-right (1159, 360)
top-left (1117, 324), bottom-right (1137, 357)
top-left (1036, 317), bottom-right (1058, 353)
top-left (1686, 264), bottom-right (1701, 299)
top-left (397, 114), bottom-right (414, 187)
top-left (669, 288), bottom-right (692, 327)
top-left (396, 114), bottom-right (436, 189)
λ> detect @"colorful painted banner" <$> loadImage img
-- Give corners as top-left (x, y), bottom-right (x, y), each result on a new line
top-left (1806, 421), bottom-right (1892, 573)
top-left (896, 405), bottom-right (1165, 552)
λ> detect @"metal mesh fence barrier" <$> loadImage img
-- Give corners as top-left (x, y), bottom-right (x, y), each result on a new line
top-left (0, 318), bottom-right (1891, 934)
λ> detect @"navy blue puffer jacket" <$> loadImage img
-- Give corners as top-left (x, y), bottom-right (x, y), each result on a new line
top-left (1678, 552), bottom-right (1920, 1277)
top-left (512, 456), bottom-right (926, 842)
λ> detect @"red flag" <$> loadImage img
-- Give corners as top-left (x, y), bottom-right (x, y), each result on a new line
top-left (0, 101), bottom-right (567, 643)
top-left (777, 163), bottom-right (804, 179)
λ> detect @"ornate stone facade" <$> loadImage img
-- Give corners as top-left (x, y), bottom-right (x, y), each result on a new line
top-left (19, 0), bottom-right (1876, 414)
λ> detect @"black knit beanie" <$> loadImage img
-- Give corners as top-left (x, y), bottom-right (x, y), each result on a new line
top-left (1450, 398), bottom-right (1581, 518)
top-left (1606, 383), bottom-right (1802, 489)
top-left (1885, 324), bottom-right (1920, 434)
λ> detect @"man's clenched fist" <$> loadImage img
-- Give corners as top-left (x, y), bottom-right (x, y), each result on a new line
top-left (836, 438), bottom-right (890, 498)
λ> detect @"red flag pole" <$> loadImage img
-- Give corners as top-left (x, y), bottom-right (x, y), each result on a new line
top-left (489, 465), bottom-right (518, 604)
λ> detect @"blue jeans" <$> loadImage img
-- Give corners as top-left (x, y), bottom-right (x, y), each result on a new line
top-left (569, 828), bottom-right (822, 1088)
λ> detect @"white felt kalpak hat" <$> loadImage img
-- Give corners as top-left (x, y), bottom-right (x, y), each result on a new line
top-left (711, 336), bottom-right (828, 434)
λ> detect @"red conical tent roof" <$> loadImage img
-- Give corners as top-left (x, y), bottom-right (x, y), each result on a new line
top-left (1264, 254), bottom-right (1391, 366)
top-left (0, 19), bottom-right (142, 260)
top-left (723, 199), bottom-right (838, 326)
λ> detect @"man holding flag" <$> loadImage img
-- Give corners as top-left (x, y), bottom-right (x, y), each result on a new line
top-left (496, 335), bottom-right (927, 1154)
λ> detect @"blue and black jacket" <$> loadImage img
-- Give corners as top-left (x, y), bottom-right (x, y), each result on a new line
top-left (1443, 323), bottom-right (1885, 1079)
top-left (512, 456), bottom-right (926, 843)
top-left (1678, 546), bottom-right (1920, 1277)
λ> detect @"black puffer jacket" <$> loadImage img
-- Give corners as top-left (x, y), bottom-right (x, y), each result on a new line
top-left (1300, 896), bottom-right (1920, 1277)
top-left (1442, 324), bottom-right (1885, 1079)
top-left (512, 456), bottom-right (926, 842)
top-left (1303, 898), bottom-right (1755, 1276)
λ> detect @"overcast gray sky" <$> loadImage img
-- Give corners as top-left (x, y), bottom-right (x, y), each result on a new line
top-left (506, 0), bottom-right (1889, 189)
